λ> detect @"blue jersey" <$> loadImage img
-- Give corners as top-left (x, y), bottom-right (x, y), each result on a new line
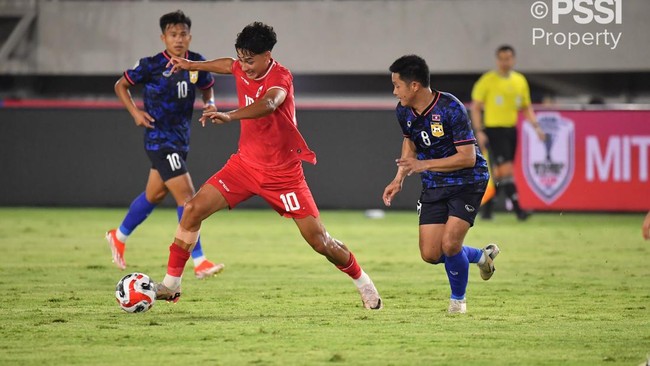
top-left (124, 50), bottom-right (214, 152)
top-left (396, 91), bottom-right (489, 188)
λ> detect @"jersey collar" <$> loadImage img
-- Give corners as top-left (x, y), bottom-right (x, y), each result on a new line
top-left (410, 90), bottom-right (440, 117)
top-left (254, 59), bottom-right (277, 81)
top-left (162, 50), bottom-right (189, 60)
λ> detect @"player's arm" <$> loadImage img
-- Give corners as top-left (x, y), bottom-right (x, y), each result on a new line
top-left (114, 76), bottom-right (155, 128)
top-left (199, 88), bottom-right (286, 126)
top-left (383, 138), bottom-right (416, 207)
top-left (167, 56), bottom-right (235, 75)
top-left (200, 87), bottom-right (216, 113)
top-left (396, 144), bottom-right (476, 175)
top-left (470, 100), bottom-right (487, 151)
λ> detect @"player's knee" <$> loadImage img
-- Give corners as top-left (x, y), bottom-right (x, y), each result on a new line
top-left (182, 200), bottom-right (203, 223)
top-left (441, 241), bottom-right (462, 257)
top-left (306, 235), bottom-right (328, 255)
top-left (175, 194), bottom-right (194, 207)
top-left (146, 191), bottom-right (166, 204)
top-left (420, 252), bottom-right (443, 264)
top-left (306, 232), bottom-right (336, 256)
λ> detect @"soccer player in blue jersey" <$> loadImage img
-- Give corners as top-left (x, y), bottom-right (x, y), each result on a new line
top-left (107, 10), bottom-right (224, 279)
top-left (382, 55), bottom-right (500, 313)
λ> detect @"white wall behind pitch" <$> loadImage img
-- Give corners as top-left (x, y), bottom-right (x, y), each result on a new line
top-left (32, 0), bottom-right (649, 74)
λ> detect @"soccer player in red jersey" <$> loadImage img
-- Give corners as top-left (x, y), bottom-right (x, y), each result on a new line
top-left (153, 22), bottom-right (382, 309)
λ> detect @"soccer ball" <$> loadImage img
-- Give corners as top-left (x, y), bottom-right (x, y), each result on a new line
top-left (115, 272), bottom-right (156, 313)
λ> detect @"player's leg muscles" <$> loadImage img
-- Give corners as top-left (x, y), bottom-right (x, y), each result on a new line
top-left (293, 216), bottom-right (350, 266)
top-left (165, 172), bottom-right (196, 206)
top-left (441, 217), bottom-right (471, 256)
top-left (419, 224), bottom-right (445, 264)
top-left (180, 184), bottom-right (228, 232)
top-left (145, 169), bottom-right (169, 203)
top-left (294, 214), bottom-right (382, 309)
top-left (166, 172), bottom-right (216, 262)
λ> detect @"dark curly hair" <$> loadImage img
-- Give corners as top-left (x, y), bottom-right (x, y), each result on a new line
top-left (235, 22), bottom-right (277, 55)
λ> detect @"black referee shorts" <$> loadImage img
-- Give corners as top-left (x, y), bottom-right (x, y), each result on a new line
top-left (485, 127), bottom-right (517, 166)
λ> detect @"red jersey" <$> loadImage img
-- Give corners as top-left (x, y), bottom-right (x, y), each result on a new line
top-left (232, 59), bottom-right (316, 170)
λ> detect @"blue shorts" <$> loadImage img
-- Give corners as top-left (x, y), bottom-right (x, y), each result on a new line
top-left (417, 181), bottom-right (487, 227)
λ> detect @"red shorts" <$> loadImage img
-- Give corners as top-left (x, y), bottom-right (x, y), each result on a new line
top-left (204, 154), bottom-right (319, 219)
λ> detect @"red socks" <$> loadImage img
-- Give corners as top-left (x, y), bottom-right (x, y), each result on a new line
top-left (167, 243), bottom-right (191, 277)
top-left (336, 252), bottom-right (362, 280)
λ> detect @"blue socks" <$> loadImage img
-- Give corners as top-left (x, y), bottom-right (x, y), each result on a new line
top-left (119, 192), bottom-right (157, 236)
top-left (428, 245), bottom-right (480, 301)
top-left (176, 206), bottom-right (204, 259)
top-left (444, 250), bottom-right (470, 300)
top-left (430, 245), bottom-right (483, 264)
top-left (463, 246), bottom-right (483, 264)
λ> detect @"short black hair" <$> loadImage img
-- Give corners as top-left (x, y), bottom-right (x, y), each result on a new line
top-left (496, 44), bottom-right (515, 56)
top-left (159, 10), bottom-right (191, 33)
top-left (235, 22), bottom-right (277, 55)
top-left (389, 55), bottom-right (430, 88)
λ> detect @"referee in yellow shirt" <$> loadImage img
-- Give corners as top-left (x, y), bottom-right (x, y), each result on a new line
top-left (470, 45), bottom-right (545, 221)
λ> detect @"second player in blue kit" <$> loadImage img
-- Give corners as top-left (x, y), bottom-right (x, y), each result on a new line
top-left (383, 55), bottom-right (500, 313)
top-left (106, 10), bottom-right (224, 279)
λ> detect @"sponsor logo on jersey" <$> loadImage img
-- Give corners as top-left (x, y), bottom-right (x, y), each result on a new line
top-left (522, 112), bottom-right (575, 204)
top-left (218, 179), bottom-right (230, 192)
top-left (431, 121), bottom-right (444, 137)
top-left (256, 85), bottom-right (264, 98)
top-left (189, 71), bottom-right (198, 84)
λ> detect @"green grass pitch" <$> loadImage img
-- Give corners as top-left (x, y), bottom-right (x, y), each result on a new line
top-left (0, 208), bottom-right (648, 365)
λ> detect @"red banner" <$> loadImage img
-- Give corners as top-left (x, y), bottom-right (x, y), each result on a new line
top-left (516, 110), bottom-right (650, 212)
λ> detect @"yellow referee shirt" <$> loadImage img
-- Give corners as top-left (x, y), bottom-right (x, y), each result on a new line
top-left (471, 70), bottom-right (531, 128)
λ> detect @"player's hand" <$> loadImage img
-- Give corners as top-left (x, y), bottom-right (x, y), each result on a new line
top-left (133, 110), bottom-right (155, 129)
top-left (475, 130), bottom-right (488, 151)
top-left (382, 180), bottom-right (402, 207)
top-left (642, 211), bottom-right (650, 240)
top-left (199, 111), bottom-right (232, 126)
top-left (396, 157), bottom-right (426, 176)
top-left (203, 103), bottom-right (217, 114)
top-left (165, 56), bottom-right (192, 75)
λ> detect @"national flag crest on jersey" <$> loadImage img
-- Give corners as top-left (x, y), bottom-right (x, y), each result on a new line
top-left (431, 120), bottom-right (444, 137)
top-left (189, 71), bottom-right (198, 84)
top-left (521, 112), bottom-right (575, 204)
